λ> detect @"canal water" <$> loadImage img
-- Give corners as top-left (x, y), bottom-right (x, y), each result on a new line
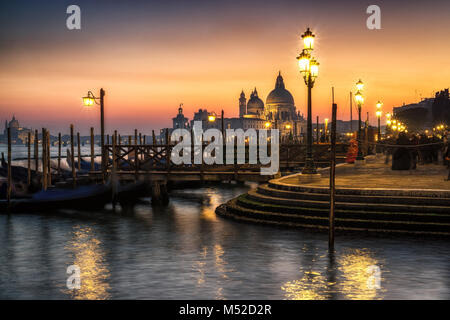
top-left (0, 145), bottom-right (449, 299)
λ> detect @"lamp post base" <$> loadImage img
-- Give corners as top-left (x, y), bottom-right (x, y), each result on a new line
top-left (302, 157), bottom-right (317, 175)
top-left (298, 173), bottom-right (322, 184)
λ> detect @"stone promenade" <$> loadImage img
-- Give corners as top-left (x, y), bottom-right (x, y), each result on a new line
top-left (282, 156), bottom-right (450, 191)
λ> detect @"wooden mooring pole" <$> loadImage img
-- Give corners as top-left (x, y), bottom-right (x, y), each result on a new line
top-left (329, 88), bottom-right (337, 250)
top-left (112, 134), bottom-right (117, 209)
top-left (165, 129), bottom-right (171, 173)
top-left (7, 127), bottom-right (12, 207)
top-left (42, 128), bottom-right (47, 190)
top-left (77, 132), bottom-right (81, 171)
top-left (70, 125), bottom-right (76, 188)
top-left (47, 130), bottom-right (51, 187)
top-left (134, 129), bottom-right (138, 179)
top-left (90, 127), bottom-right (95, 171)
top-left (58, 133), bottom-right (61, 175)
top-left (27, 131), bottom-right (31, 187)
top-left (34, 129), bottom-right (39, 173)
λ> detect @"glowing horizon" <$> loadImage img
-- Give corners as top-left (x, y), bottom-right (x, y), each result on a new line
top-left (1, 0), bottom-right (450, 134)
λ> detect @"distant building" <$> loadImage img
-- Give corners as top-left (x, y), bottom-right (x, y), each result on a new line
top-left (240, 72), bottom-right (307, 138)
top-left (172, 104), bottom-right (190, 129)
top-left (1, 115), bottom-right (33, 144)
top-left (392, 89), bottom-right (450, 130)
top-left (393, 98), bottom-right (434, 130)
top-left (189, 72), bottom-right (307, 139)
top-left (432, 89), bottom-right (450, 126)
top-left (162, 72), bottom-right (307, 143)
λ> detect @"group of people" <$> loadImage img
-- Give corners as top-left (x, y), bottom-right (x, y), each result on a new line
top-left (383, 132), bottom-right (449, 171)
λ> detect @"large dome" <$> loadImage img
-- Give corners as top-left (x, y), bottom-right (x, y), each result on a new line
top-left (266, 73), bottom-right (294, 105)
top-left (247, 88), bottom-right (264, 114)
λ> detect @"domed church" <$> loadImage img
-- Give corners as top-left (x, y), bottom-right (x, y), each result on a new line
top-left (246, 88), bottom-right (265, 117)
top-left (239, 72), bottom-right (306, 139)
top-left (266, 72), bottom-right (297, 121)
top-left (167, 72), bottom-right (306, 142)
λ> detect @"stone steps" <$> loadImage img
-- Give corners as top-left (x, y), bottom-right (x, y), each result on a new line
top-left (216, 180), bottom-right (450, 236)
top-left (255, 185), bottom-right (450, 214)
top-left (241, 191), bottom-right (450, 223)
top-left (221, 198), bottom-right (450, 235)
top-left (268, 180), bottom-right (450, 198)
top-left (262, 183), bottom-right (450, 206)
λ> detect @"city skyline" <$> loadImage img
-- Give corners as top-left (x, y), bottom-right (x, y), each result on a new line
top-left (1, 0), bottom-right (450, 134)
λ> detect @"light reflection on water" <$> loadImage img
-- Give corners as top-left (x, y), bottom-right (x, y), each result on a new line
top-left (64, 226), bottom-right (110, 300)
top-left (0, 183), bottom-right (449, 299)
top-left (281, 249), bottom-right (385, 300)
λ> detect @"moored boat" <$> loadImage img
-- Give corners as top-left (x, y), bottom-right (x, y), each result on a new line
top-left (0, 183), bottom-right (112, 213)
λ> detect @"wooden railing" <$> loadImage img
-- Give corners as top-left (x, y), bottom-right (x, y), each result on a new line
top-left (102, 142), bottom-right (350, 173)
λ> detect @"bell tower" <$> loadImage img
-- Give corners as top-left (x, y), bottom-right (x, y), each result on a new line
top-left (239, 90), bottom-right (247, 118)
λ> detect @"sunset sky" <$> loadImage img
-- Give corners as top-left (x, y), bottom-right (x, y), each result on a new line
top-left (1, 0), bottom-right (450, 134)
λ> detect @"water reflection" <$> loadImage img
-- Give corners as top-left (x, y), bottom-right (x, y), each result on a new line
top-left (64, 226), bottom-right (110, 300)
top-left (200, 192), bottom-right (218, 221)
top-left (282, 270), bottom-right (329, 300)
top-left (0, 183), bottom-right (448, 299)
top-left (282, 248), bottom-right (384, 300)
top-left (194, 246), bottom-right (208, 286)
top-left (338, 248), bottom-right (384, 300)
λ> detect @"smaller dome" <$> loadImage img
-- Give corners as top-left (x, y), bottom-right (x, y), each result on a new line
top-left (247, 88), bottom-right (264, 114)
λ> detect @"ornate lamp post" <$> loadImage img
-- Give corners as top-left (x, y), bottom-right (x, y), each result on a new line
top-left (375, 101), bottom-right (383, 154)
top-left (83, 88), bottom-right (106, 174)
top-left (297, 28), bottom-right (319, 174)
top-left (354, 80), bottom-right (365, 161)
top-left (376, 101), bottom-right (382, 141)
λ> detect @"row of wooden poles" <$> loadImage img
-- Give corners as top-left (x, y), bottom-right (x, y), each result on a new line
top-left (5, 122), bottom-right (168, 202)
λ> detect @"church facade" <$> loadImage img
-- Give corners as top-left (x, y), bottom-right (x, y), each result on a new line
top-left (166, 72), bottom-right (307, 142)
top-left (1, 116), bottom-right (33, 144)
top-left (238, 72), bottom-right (306, 139)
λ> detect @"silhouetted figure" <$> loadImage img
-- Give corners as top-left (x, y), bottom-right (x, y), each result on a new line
top-left (430, 135), bottom-right (441, 163)
top-left (410, 135), bottom-right (419, 170)
top-left (418, 134), bottom-right (431, 164)
top-left (392, 133), bottom-right (412, 170)
top-left (320, 134), bottom-right (326, 143)
top-left (444, 140), bottom-right (450, 180)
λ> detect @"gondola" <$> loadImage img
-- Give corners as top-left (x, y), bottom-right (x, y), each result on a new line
top-left (0, 183), bottom-right (112, 213)
top-left (67, 149), bottom-right (102, 172)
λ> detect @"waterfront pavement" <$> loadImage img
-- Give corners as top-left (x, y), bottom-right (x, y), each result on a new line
top-left (281, 156), bottom-right (450, 191)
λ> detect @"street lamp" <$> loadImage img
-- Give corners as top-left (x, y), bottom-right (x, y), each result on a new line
top-left (376, 101), bottom-right (382, 141)
top-left (324, 118), bottom-right (329, 142)
top-left (354, 81), bottom-right (364, 161)
top-left (83, 88), bottom-right (105, 175)
top-left (297, 28), bottom-right (320, 174)
top-left (265, 121), bottom-right (272, 128)
top-left (386, 112), bottom-right (392, 130)
top-left (356, 79), bottom-right (364, 91)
